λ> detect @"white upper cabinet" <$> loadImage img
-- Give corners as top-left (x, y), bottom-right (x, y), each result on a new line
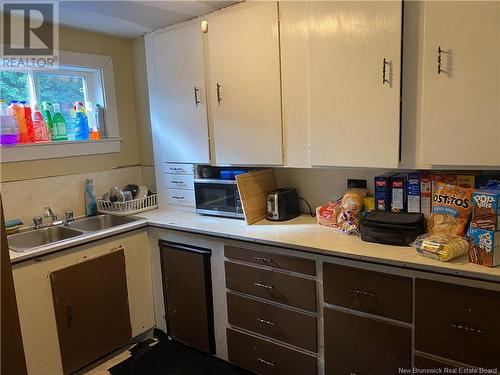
top-left (307, 1), bottom-right (402, 168)
top-left (146, 22), bottom-right (210, 164)
top-left (421, 2), bottom-right (500, 167)
top-left (206, 2), bottom-right (283, 166)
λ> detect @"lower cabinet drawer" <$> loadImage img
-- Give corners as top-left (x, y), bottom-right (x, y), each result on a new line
top-left (227, 328), bottom-right (317, 375)
top-left (415, 279), bottom-right (500, 368)
top-left (323, 262), bottom-right (413, 323)
top-left (225, 261), bottom-right (317, 312)
top-left (227, 293), bottom-right (317, 352)
top-left (165, 188), bottom-right (195, 207)
top-left (324, 307), bottom-right (411, 375)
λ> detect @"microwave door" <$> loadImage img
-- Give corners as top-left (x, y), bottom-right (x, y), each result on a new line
top-left (195, 183), bottom-right (236, 214)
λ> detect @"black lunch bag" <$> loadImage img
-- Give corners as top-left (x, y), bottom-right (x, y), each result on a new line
top-left (360, 211), bottom-right (426, 246)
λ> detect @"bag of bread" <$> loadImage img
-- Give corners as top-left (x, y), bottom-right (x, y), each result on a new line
top-left (341, 188), bottom-right (367, 211)
top-left (316, 200), bottom-right (342, 227)
top-left (427, 182), bottom-right (473, 236)
top-left (413, 233), bottom-right (468, 262)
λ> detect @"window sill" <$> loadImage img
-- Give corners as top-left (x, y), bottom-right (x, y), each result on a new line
top-left (0, 138), bottom-right (121, 163)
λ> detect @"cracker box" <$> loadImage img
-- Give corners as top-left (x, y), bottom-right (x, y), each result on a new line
top-left (471, 191), bottom-right (500, 231)
top-left (391, 174), bottom-right (408, 212)
top-left (420, 172), bottom-right (432, 217)
top-left (374, 173), bottom-right (397, 211)
top-left (468, 228), bottom-right (500, 267)
top-left (457, 174), bottom-right (475, 189)
top-left (407, 173), bottom-right (421, 213)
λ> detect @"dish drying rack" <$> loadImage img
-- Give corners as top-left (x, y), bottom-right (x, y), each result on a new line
top-left (97, 194), bottom-right (158, 216)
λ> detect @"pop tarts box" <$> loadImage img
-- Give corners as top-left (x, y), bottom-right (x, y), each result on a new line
top-left (471, 191), bottom-right (500, 231)
top-left (407, 173), bottom-right (420, 213)
top-left (391, 174), bottom-right (408, 212)
top-left (468, 228), bottom-right (500, 267)
top-left (374, 173), bottom-right (397, 211)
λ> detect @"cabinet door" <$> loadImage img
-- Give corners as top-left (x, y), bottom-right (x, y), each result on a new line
top-left (50, 250), bottom-right (131, 375)
top-left (160, 242), bottom-right (215, 354)
top-left (206, 2), bottom-right (283, 165)
top-left (308, 1), bottom-right (402, 168)
top-left (324, 307), bottom-right (411, 375)
top-left (421, 2), bottom-right (500, 166)
top-left (147, 22), bottom-right (210, 164)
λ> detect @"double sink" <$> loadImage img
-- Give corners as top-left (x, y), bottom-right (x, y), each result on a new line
top-left (8, 215), bottom-right (141, 252)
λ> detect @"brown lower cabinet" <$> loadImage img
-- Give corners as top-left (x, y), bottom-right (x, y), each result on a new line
top-left (415, 279), bottom-right (500, 368)
top-left (324, 307), bottom-right (411, 375)
top-left (414, 355), bottom-right (464, 370)
top-left (227, 328), bottom-right (317, 375)
top-left (50, 250), bottom-right (131, 375)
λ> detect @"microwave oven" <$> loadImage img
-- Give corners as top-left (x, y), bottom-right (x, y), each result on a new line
top-left (194, 179), bottom-right (244, 219)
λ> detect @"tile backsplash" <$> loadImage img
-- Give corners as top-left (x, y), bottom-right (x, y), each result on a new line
top-left (0, 166), bottom-right (156, 227)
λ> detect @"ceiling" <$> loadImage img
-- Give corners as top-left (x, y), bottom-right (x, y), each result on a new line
top-left (11, 0), bottom-right (236, 38)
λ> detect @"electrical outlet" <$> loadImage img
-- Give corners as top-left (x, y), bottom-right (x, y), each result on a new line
top-left (347, 179), bottom-right (367, 189)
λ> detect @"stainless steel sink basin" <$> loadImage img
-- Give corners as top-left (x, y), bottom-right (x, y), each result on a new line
top-left (67, 215), bottom-right (140, 232)
top-left (8, 226), bottom-right (84, 252)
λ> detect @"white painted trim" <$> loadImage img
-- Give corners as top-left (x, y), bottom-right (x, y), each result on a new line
top-left (0, 138), bottom-right (121, 162)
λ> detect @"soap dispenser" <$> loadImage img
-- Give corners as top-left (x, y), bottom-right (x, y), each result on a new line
top-left (85, 179), bottom-right (97, 216)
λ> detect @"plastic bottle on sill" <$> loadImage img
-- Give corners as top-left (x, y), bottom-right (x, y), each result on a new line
top-left (94, 103), bottom-right (106, 138)
top-left (0, 100), bottom-right (18, 145)
top-left (32, 103), bottom-right (51, 142)
top-left (74, 103), bottom-right (89, 141)
top-left (41, 101), bottom-right (54, 138)
top-left (51, 103), bottom-right (68, 141)
top-left (20, 101), bottom-right (35, 143)
top-left (9, 101), bottom-right (28, 143)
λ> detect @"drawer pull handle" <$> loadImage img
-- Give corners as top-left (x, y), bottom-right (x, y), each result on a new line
top-left (254, 256), bottom-right (273, 263)
top-left (171, 181), bottom-right (183, 184)
top-left (257, 318), bottom-right (276, 326)
top-left (349, 289), bottom-right (375, 297)
top-left (172, 196), bottom-right (185, 200)
top-left (254, 282), bottom-right (273, 290)
top-left (257, 357), bottom-right (275, 367)
top-left (450, 322), bottom-right (484, 334)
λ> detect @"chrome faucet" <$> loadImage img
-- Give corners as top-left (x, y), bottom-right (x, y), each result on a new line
top-left (32, 207), bottom-right (74, 229)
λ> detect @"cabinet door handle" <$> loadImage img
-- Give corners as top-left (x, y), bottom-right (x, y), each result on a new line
top-left (382, 58), bottom-right (391, 85)
top-left (257, 317), bottom-right (276, 326)
top-left (257, 357), bottom-right (275, 367)
top-left (349, 289), bottom-right (375, 297)
top-left (66, 304), bottom-right (73, 326)
top-left (216, 82), bottom-right (222, 105)
top-left (254, 256), bottom-right (273, 263)
top-left (254, 282), bottom-right (273, 290)
top-left (194, 86), bottom-right (200, 106)
top-left (450, 322), bottom-right (484, 334)
top-left (437, 46), bottom-right (448, 75)
top-left (170, 180), bottom-right (183, 184)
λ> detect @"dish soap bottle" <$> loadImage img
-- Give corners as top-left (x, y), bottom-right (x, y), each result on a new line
top-left (85, 179), bottom-right (97, 216)
top-left (51, 103), bottom-right (68, 141)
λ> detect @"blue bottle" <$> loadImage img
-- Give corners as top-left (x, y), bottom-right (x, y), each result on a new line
top-left (74, 104), bottom-right (89, 140)
top-left (85, 179), bottom-right (97, 216)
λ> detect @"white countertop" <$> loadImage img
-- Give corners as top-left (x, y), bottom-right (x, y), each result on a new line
top-left (9, 208), bottom-right (500, 282)
top-left (141, 208), bottom-right (500, 283)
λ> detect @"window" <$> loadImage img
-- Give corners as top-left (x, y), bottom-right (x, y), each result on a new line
top-left (0, 50), bottom-right (120, 162)
top-left (0, 71), bottom-right (30, 103)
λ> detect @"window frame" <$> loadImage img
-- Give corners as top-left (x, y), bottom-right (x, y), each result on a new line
top-left (0, 50), bottom-right (121, 163)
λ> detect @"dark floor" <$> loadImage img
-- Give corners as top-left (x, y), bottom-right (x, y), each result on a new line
top-left (108, 337), bottom-right (252, 375)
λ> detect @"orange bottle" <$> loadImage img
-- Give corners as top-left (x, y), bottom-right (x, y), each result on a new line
top-left (9, 101), bottom-right (28, 143)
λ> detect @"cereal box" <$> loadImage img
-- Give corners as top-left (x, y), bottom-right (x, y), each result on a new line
top-left (457, 174), bottom-right (475, 189)
top-left (420, 172), bottom-right (432, 217)
top-left (407, 173), bottom-right (420, 213)
top-left (391, 174), bottom-right (407, 213)
top-left (374, 173), bottom-right (397, 212)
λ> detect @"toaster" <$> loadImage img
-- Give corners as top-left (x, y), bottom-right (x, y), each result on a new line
top-left (266, 188), bottom-right (299, 221)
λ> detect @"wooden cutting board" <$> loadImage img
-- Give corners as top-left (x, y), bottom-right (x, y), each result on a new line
top-left (236, 169), bottom-right (277, 225)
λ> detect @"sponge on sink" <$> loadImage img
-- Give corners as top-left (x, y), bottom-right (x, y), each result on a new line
top-left (5, 218), bottom-right (23, 228)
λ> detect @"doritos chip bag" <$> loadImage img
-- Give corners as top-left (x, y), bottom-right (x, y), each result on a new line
top-left (427, 182), bottom-right (474, 236)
